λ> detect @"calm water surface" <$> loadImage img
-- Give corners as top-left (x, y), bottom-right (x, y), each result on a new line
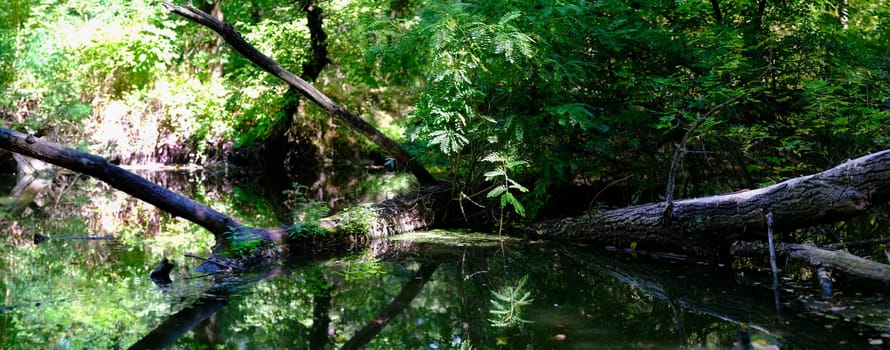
top-left (0, 168), bottom-right (887, 349)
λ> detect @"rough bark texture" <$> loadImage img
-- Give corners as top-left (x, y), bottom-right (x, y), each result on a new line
top-left (162, 2), bottom-right (438, 186)
top-left (299, 0), bottom-right (330, 82)
top-left (532, 150), bottom-right (890, 257)
top-left (5, 125), bottom-right (890, 285)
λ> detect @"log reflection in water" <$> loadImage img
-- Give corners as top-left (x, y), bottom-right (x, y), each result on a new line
top-left (341, 263), bottom-right (439, 350)
top-left (560, 244), bottom-right (882, 349)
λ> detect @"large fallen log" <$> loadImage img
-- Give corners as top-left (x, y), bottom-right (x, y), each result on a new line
top-left (3, 125), bottom-right (889, 282)
top-left (157, 1), bottom-right (890, 263)
top-left (532, 150), bottom-right (890, 257)
top-left (3, 2), bottom-right (890, 281)
top-left (0, 127), bottom-right (441, 261)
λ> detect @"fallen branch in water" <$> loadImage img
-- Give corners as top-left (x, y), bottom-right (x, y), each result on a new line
top-left (732, 241), bottom-right (890, 284)
top-left (0, 126), bottom-right (444, 272)
top-left (823, 237), bottom-right (890, 250)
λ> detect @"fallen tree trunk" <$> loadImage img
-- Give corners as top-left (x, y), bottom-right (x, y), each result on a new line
top-left (3, 125), bottom-right (889, 281)
top-left (0, 126), bottom-right (444, 268)
top-left (532, 149), bottom-right (890, 257)
top-left (155, 2), bottom-right (889, 261)
top-left (732, 241), bottom-right (890, 284)
top-left (0, 127), bottom-right (240, 238)
top-left (3, 4), bottom-right (889, 283)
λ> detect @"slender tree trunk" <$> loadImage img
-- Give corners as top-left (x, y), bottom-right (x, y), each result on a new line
top-left (710, 0), bottom-right (723, 23)
top-left (163, 3), bottom-right (438, 186)
top-left (839, 0), bottom-right (849, 30)
top-left (198, 0), bottom-right (224, 76)
top-left (299, 0), bottom-right (330, 82)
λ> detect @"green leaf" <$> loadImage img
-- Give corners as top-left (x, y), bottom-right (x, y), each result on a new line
top-left (483, 153), bottom-right (505, 162)
top-left (501, 193), bottom-right (526, 217)
top-left (505, 160), bottom-right (528, 169)
top-left (487, 185), bottom-right (507, 198)
top-left (484, 169), bottom-right (506, 179)
top-left (508, 179), bottom-right (529, 192)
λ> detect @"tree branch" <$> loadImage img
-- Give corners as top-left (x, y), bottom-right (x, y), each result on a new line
top-left (710, 0), bottom-right (723, 23)
top-left (0, 127), bottom-right (240, 237)
top-left (663, 96), bottom-right (740, 221)
top-left (732, 241), bottom-right (890, 284)
top-left (162, 2), bottom-right (438, 186)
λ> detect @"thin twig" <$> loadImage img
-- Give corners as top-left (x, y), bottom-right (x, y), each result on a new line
top-left (588, 175), bottom-right (631, 211)
top-left (663, 96), bottom-right (741, 221)
top-left (185, 253), bottom-right (236, 270)
top-left (823, 237), bottom-right (890, 250)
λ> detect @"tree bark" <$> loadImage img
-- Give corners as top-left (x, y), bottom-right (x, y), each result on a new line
top-left (710, 0), bottom-right (723, 23)
top-left (161, 2), bottom-right (438, 186)
top-left (299, 0), bottom-right (330, 82)
top-left (732, 241), bottom-right (890, 284)
top-left (532, 149), bottom-right (890, 257)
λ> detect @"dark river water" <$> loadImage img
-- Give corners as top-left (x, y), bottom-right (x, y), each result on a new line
top-left (0, 167), bottom-right (888, 349)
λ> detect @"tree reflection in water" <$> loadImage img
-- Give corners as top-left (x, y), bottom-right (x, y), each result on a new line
top-left (1, 169), bottom-right (887, 349)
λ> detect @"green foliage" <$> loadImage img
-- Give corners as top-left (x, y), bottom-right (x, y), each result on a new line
top-left (339, 254), bottom-right (384, 282)
top-left (335, 205), bottom-right (378, 234)
top-left (343, 0), bottom-right (890, 215)
top-left (483, 152), bottom-right (529, 230)
top-left (1, 0), bottom-right (888, 229)
top-left (483, 153), bottom-right (529, 215)
top-left (226, 2), bottom-right (311, 147)
top-left (489, 274), bottom-right (533, 328)
top-left (283, 182), bottom-right (329, 237)
top-left (224, 226), bottom-right (267, 257)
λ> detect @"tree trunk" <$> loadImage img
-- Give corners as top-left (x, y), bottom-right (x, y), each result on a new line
top-left (532, 150), bottom-right (890, 257)
top-left (732, 241), bottom-right (890, 284)
top-left (3, 126), bottom-right (890, 280)
top-left (162, 2), bottom-right (438, 186)
top-left (0, 127), bottom-right (240, 238)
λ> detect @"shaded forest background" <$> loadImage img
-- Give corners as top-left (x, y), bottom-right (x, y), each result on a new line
top-left (1, 0), bottom-right (888, 220)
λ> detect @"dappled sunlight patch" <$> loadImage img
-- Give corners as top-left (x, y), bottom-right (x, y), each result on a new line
top-left (145, 219), bottom-right (215, 258)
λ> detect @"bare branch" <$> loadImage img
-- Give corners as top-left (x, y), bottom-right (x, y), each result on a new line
top-left (162, 2), bottom-right (438, 186)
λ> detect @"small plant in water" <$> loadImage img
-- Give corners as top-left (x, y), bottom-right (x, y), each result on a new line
top-left (339, 255), bottom-right (384, 282)
top-left (483, 152), bottom-right (529, 234)
top-left (283, 182), bottom-right (330, 237)
top-left (489, 274), bottom-right (534, 328)
top-left (337, 205), bottom-right (378, 234)
top-left (224, 226), bottom-right (267, 257)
